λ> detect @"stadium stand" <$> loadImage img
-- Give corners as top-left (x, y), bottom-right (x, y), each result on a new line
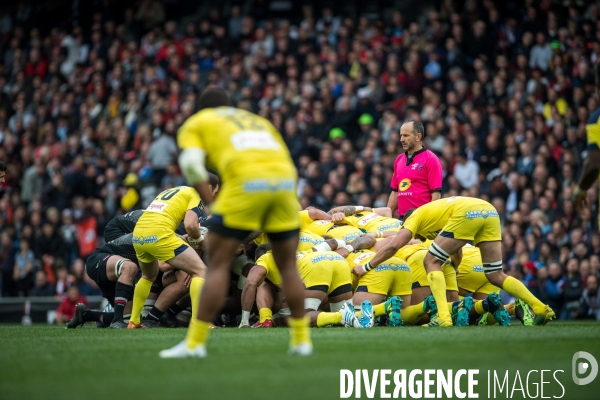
top-left (0, 0), bottom-right (599, 322)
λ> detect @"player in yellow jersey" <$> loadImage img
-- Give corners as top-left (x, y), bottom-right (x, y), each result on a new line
top-left (352, 196), bottom-right (554, 327)
top-left (241, 244), bottom-right (360, 329)
top-left (299, 208), bottom-right (364, 242)
top-left (128, 186), bottom-right (207, 329)
top-left (161, 88), bottom-right (310, 358)
top-left (328, 205), bottom-right (402, 233)
top-left (253, 229), bottom-right (325, 252)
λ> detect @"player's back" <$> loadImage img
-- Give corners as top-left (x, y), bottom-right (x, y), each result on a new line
top-left (178, 107), bottom-right (296, 182)
top-left (102, 233), bottom-right (138, 264)
top-left (104, 210), bottom-right (144, 242)
top-left (136, 186), bottom-right (200, 231)
top-left (255, 251), bottom-right (282, 287)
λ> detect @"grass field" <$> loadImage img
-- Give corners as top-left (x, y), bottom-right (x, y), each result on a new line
top-left (1, 322), bottom-right (599, 400)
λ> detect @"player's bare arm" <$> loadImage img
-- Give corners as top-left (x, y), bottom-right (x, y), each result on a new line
top-left (349, 235), bottom-right (376, 250)
top-left (352, 228), bottom-right (413, 277)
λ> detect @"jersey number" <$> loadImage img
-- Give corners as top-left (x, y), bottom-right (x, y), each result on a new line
top-left (228, 113), bottom-right (264, 130)
top-left (157, 188), bottom-right (180, 201)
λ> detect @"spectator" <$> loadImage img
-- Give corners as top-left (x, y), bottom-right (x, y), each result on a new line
top-left (146, 130), bottom-right (178, 185)
top-left (54, 286), bottom-right (88, 324)
top-left (580, 275), bottom-right (599, 320)
top-left (12, 239), bottom-right (35, 296)
top-left (31, 270), bottom-right (55, 297)
top-left (453, 152), bottom-right (479, 189)
top-left (543, 262), bottom-right (566, 314)
top-left (562, 258), bottom-right (583, 320)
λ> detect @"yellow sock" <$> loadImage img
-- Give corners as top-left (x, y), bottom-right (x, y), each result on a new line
top-left (474, 300), bottom-right (486, 315)
top-left (130, 277), bottom-right (153, 324)
top-left (185, 319), bottom-right (211, 349)
top-left (373, 302), bottom-right (386, 317)
top-left (502, 276), bottom-right (546, 315)
top-left (289, 316), bottom-right (311, 347)
top-left (316, 312), bottom-right (342, 327)
top-left (427, 271), bottom-right (450, 321)
top-left (259, 308), bottom-right (273, 323)
top-left (189, 277), bottom-right (205, 319)
top-left (400, 303), bottom-right (425, 325)
top-left (505, 303), bottom-right (515, 315)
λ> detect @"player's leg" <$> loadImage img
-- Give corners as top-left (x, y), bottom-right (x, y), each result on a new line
top-left (478, 240), bottom-right (554, 325)
top-left (254, 281), bottom-right (275, 327)
top-left (270, 231), bottom-right (312, 352)
top-left (128, 260), bottom-right (159, 327)
top-left (164, 246), bottom-right (208, 327)
top-left (105, 256), bottom-right (138, 327)
top-left (423, 236), bottom-right (467, 326)
top-left (145, 270), bottom-right (189, 327)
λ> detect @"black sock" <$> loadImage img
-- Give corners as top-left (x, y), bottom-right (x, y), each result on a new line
top-left (145, 306), bottom-right (164, 322)
top-left (167, 303), bottom-right (184, 316)
top-left (102, 313), bottom-right (114, 325)
top-left (112, 282), bottom-right (134, 322)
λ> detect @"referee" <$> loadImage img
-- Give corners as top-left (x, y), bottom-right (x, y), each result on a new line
top-left (387, 120), bottom-right (443, 220)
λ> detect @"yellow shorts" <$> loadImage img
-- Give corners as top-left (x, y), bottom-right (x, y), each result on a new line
top-left (211, 177), bottom-right (299, 233)
top-left (356, 257), bottom-right (412, 296)
top-left (406, 249), bottom-right (457, 291)
top-left (329, 259), bottom-right (352, 296)
top-left (299, 263), bottom-right (334, 292)
top-left (457, 265), bottom-right (500, 295)
top-left (132, 228), bottom-right (189, 263)
top-left (441, 204), bottom-right (502, 244)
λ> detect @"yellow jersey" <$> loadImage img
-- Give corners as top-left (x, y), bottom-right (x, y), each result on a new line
top-left (296, 250), bottom-right (344, 276)
top-left (136, 186), bottom-right (200, 231)
top-left (298, 211), bottom-right (363, 242)
top-left (254, 229), bottom-right (324, 251)
top-left (401, 197), bottom-right (496, 240)
top-left (177, 107), bottom-right (296, 183)
top-left (342, 212), bottom-right (402, 233)
top-left (255, 251), bottom-right (282, 287)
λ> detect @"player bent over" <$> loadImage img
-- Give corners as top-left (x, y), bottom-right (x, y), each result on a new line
top-left (353, 196), bottom-right (554, 327)
top-left (162, 87), bottom-right (310, 358)
top-left (128, 186), bottom-right (207, 329)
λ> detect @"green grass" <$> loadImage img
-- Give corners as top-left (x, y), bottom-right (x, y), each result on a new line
top-left (1, 322), bottom-right (599, 400)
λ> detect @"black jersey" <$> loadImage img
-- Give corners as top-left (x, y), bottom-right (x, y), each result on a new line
top-left (104, 210), bottom-right (144, 242)
top-left (101, 233), bottom-right (138, 264)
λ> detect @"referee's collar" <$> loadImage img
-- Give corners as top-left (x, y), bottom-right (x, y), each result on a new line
top-left (404, 146), bottom-right (426, 165)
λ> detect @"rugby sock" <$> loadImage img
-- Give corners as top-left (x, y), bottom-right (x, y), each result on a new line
top-left (372, 302), bottom-right (386, 317)
top-left (427, 271), bottom-right (451, 322)
top-left (186, 319), bottom-right (211, 349)
top-left (474, 299), bottom-right (489, 315)
top-left (289, 316), bottom-right (311, 347)
top-left (502, 276), bottom-right (546, 315)
top-left (167, 303), bottom-right (184, 316)
top-left (189, 277), bottom-right (205, 318)
top-left (130, 277), bottom-right (153, 325)
top-left (259, 308), bottom-right (273, 323)
top-left (83, 310), bottom-right (114, 325)
top-left (316, 312), bottom-right (342, 327)
top-left (400, 303), bottom-right (425, 325)
top-left (112, 282), bottom-right (133, 322)
top-left (505, 303), bottom-right (515, 315)
top-left (145, 306), bottom-right (164, 322)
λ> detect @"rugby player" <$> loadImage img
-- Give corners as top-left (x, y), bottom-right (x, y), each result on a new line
top-left (128, 186), bottom-right (208, 330)
top-left (163, 87), bottom-right (310, 358)
top-left (352, 196), bottom-right (555, 327)
top-left (327, 205), bottom-right (402, 233)
top-left (241, 244), bottom-right (360, 329)
top-left (299, 208), bottom-right (364, 243)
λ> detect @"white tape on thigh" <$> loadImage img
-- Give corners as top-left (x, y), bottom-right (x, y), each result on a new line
top-left (304, 298), bottom-right (322, 311)
top-left (329, 300), bottom-right (346, 312)
top-left (115, 258), bottom-right (130, 279)
top-left (273, 308), bottom-right (291, 318)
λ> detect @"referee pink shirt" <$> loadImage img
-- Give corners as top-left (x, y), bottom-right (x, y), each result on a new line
top-left (390, 148), bottom-right (443, 217)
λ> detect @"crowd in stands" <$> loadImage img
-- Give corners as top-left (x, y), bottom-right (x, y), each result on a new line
top-left (0, 0), bottom-right (598, 321)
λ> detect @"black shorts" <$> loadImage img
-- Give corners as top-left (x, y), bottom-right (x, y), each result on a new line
top-left (85, 250), bottom-right (116, 305)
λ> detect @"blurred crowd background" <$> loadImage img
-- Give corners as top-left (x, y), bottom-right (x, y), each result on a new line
top-left (0, 0), bottom-right (598, 321)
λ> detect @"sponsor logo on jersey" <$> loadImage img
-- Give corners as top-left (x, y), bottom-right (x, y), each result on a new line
top-left (465, 210), bottom-right (499, 219)
top-left (375, 221), bottom-right (402, 231)
top-left (310, 253), bottom-right (346, 263)
top-left (146, 202), bottom-right (167, 212)
top-left (299, 236), bottom-right (324, 245)
top-left (352, 252), bottom-right (374, 264)
top-left (342, 232), bottom-right (361, 242)
top-left (375, 263), bottom-right (411, 272)
top-left (358, 213), bottom-right (379, 226)
top-left (231, 130), bottom-right (282, 151)
top-left (410, 163), bottom-right (423, 171)
top-left (242, 178), bottom-right (294, 193)
top-left (132, 235), bottom-right (158, 245)
top-left (473, 265), bottom-right (484, 273)
top-left (399, 178), bottom-right (412, 192)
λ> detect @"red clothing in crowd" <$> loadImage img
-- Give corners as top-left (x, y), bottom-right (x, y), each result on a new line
top-left (56, 295), bottom-right (89, 320)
